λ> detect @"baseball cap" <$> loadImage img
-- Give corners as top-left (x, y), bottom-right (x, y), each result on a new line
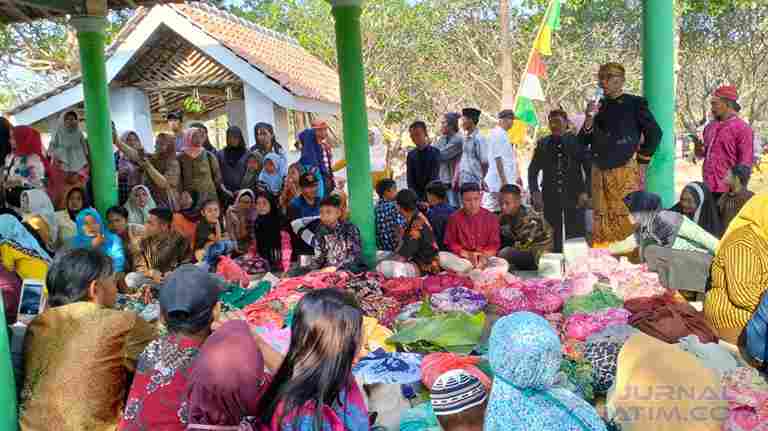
top-left (299, 172), bottom-right (319, 188)
top-left (159, 264), bottom-right (221, 327)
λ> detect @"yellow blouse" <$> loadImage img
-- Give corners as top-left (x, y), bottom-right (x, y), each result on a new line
top-left (20, 302), bottom-right (157, 431)
top-left (0, 244), bottom-right (48, 281)
top-left (704, 226), bottom-right (768, 330)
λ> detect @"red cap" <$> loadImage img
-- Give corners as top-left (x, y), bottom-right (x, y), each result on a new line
top-left (714, 85), bottom-right (738, 102)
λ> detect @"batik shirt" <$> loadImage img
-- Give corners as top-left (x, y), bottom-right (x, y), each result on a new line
top-left (311, 221), bottom-right (363, 271)
top-left (119, 335), bottom-right (204, 431)
top-left (375, 199), bottom-right (405, 252)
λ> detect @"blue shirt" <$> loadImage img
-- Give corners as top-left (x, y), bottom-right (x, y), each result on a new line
top-left (746, 293), bottom-right (768, 363)
top-left (288, 195), bottom-right (320, 220)
top-left (375, 200), bottom-right (405, 252)
top-left (427, 202), bottom-right (456, 251)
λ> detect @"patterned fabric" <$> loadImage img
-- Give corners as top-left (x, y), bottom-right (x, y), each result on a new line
top-left (582, 340), bottom-right (621, 393)
top-left (485, 312), bottom-right (607, 431)
top-left (353, 348), bottom-right (423, 385)
top-left (118, 335), bottom-right (203, 431)
top-left (257, 378), bottom-right (369, 431)
top-left (705, 226), bottom-right (768, 331)
top-left (500, 205), bottom-right (554, 262)
top-left (430, 287), bottom-right (487, 314)
top-left (311, 221), bottom-right (364, 272)
top-left (20, 302), bottom-right (157, 431)
top-left (375, 199), bottom-right (405, 251)
top-left (591, 160), bottom-right (639, 245)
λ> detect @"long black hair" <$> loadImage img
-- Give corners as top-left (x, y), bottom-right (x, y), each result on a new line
top-left (257, 289), bottom-right (363, 430)
top-left (254, 122), bottom-right (284, 155)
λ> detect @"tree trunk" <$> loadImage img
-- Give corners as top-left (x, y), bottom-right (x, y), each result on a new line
top-left (500, 0), bottom-right (515, 109)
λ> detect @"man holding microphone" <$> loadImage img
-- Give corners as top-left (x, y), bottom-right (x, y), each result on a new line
top-left (579, 62), bottom-right (663, 248)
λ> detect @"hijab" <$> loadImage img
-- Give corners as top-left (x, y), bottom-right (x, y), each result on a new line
top-left (607, 332), bottom-right (726, 431)
top-left (21, 189), bottom-right (58, 247)
top-left (71, 208), bottom-right (125, 272)
top-left (485, 312), bottom-right (607, 431)
top-left (179, 191), bottom-right (202, 223)
top-left (182, 128), bottom-right (205, 159)
top-left (254, 191), bottom-right (284, 267)
top-left (11, 126), bottom-right (50, 176)
top-left (65, 187), bottom-right (87, 222)
top-left (0, 117), bottom-right (11, 166)
top-left (50, 111), bottom-right (88, 172)
top-left (124, 185), bottom-right (157, 225)
top-left (186, 320), bottom-right (267, 427)
top-left (719, 193), bottom-right (768, 250)
top-left (223, 126), bottom-right (247, 166)
top-left (258, 153), bottom-right (285, 194)
top-left (0, 214), bottom-right (52, 263)
top-left (624, 191), bottom-right (684, 248)
top-left (676, 182), bottom-right (723, 238)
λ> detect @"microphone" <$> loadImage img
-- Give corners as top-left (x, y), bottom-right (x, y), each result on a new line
top-left (589, 88), bottom-right (604, 117)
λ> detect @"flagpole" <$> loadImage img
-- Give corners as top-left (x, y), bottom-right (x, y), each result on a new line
top-left (512, 0), bottom-right (557, 111)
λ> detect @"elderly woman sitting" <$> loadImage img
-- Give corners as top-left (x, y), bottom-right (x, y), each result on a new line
top-left (704, 194), bottom-right (768, 344)
top-left (609, 191), bottom-right (719, 294)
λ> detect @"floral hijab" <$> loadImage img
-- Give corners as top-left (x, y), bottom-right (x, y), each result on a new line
top-left (124, 185), bottom-right (157, 225)
top-left (485, 312), bottom-right (607, 431)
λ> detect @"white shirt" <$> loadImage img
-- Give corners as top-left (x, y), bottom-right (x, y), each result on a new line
top-left (484, 126), bottom-right (518, 192)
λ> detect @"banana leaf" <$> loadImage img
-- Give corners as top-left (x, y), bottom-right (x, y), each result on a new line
top-left (388, 311), bottom-right (486, 355)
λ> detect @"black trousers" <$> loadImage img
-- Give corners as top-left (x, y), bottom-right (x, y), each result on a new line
top-left (543, 205), bottom-right (585, 253)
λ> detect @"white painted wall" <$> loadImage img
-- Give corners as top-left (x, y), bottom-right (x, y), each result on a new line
top-left (273, 105), bottom-right (290, 150)
top-left (243, 83), bottom-right (275, 149)
top-left (109, 87), bottom-right (154, 151)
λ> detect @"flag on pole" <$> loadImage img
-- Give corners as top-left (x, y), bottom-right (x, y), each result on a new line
top-left (514, 0), bottom-right (562, 127)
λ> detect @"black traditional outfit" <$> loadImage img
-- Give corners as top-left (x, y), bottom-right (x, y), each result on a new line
top-left (579, 93), bottom-right (662, 246)
top-left (528, 133), bottom-right (590, 253)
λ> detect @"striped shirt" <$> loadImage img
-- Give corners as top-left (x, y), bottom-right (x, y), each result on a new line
top-left (704, 226), bottom-right (768, 330)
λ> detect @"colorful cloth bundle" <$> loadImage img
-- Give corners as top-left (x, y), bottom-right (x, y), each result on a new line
top-left (563, 308), bottom-right (632, 341)
top-left (350, 276), bottom-right (401, 328)
top-left (381, 277), bottom-right (424, 304)
top-left (423, 273), bottom-right (474, 294)
top-left (721, 367), bottom-right (768, 431)
top-left (353, 348), bottom-right (423, 384)
top-left (430, 287), bottom-right (487, 314)
top-left (361, 316), bottom-right (395, 356)
top-left (490, 287), bottom-right (529, 316)
top-left (421, 352), bottom-right (492, 390)
top-left (555, 356), bottom-right (595, 402)
top-left (216, 255), bottom-right (251, 288)
top-left (562, 288), bottom-right (623, 317)
top-left (583, 338), bottom-right (622, 393)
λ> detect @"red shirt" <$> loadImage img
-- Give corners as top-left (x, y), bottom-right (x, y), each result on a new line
top-left (118, 335), bottom-right (204, 431)
top-left (444, 208), bottom-right (501, 256)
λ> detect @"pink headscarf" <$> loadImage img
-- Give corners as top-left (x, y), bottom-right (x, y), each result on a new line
top-left (186, 320), bottom-right (268, 427)
top-left (182, 128), bottom-right (205, 159)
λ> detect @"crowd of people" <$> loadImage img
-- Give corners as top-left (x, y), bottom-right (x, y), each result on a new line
top-left (1, 60), bottom-right (767, 430)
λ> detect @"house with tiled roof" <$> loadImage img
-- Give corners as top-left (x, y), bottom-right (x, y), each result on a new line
top-left (7, 2), bottom-right (377, 149)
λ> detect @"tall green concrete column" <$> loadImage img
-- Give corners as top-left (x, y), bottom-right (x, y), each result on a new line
top-left (642, 0), bottom-right (676, 206)
top-left (331, 1), bottom-right (376, 265)
top-left (0, 295), bottom-right (17, 431)
top-left (72, 16), bottom-right (117, 215)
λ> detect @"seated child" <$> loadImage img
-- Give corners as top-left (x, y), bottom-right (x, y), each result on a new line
top-left (426, 180), bottom-right (456, 251)
top-left (309, 194), bottom-right (366, 273)
top-left (718, 164), bottom-right (754, 229)
top-left (375, 178), bottom-right (405, 254)
top-left (431, 370), bottom-right (488, 431)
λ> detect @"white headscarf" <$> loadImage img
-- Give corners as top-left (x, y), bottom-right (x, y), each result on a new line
top-left (49, 111), bottom-right (88, 172)
top-left (21, 189), bottom-right (58, 245)
top-left (124, 185), bottom-right (157, 225)
top-left (688, 182), bottom-right (706, 224)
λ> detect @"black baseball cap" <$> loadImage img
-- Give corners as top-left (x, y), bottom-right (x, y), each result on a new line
top-left (299, 172), bottom-right (319, 187)
top-left (159, 265), bottom-right (221, 326)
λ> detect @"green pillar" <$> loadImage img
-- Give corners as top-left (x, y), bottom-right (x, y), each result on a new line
top-left (0, 295), bottom-right (17, 431)
top-left (72, 16), bottom-right (117, 215)
top-left (642, 0), bottom-right (676, 207)
top-left (331, 2), bottom-right (376, 265)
